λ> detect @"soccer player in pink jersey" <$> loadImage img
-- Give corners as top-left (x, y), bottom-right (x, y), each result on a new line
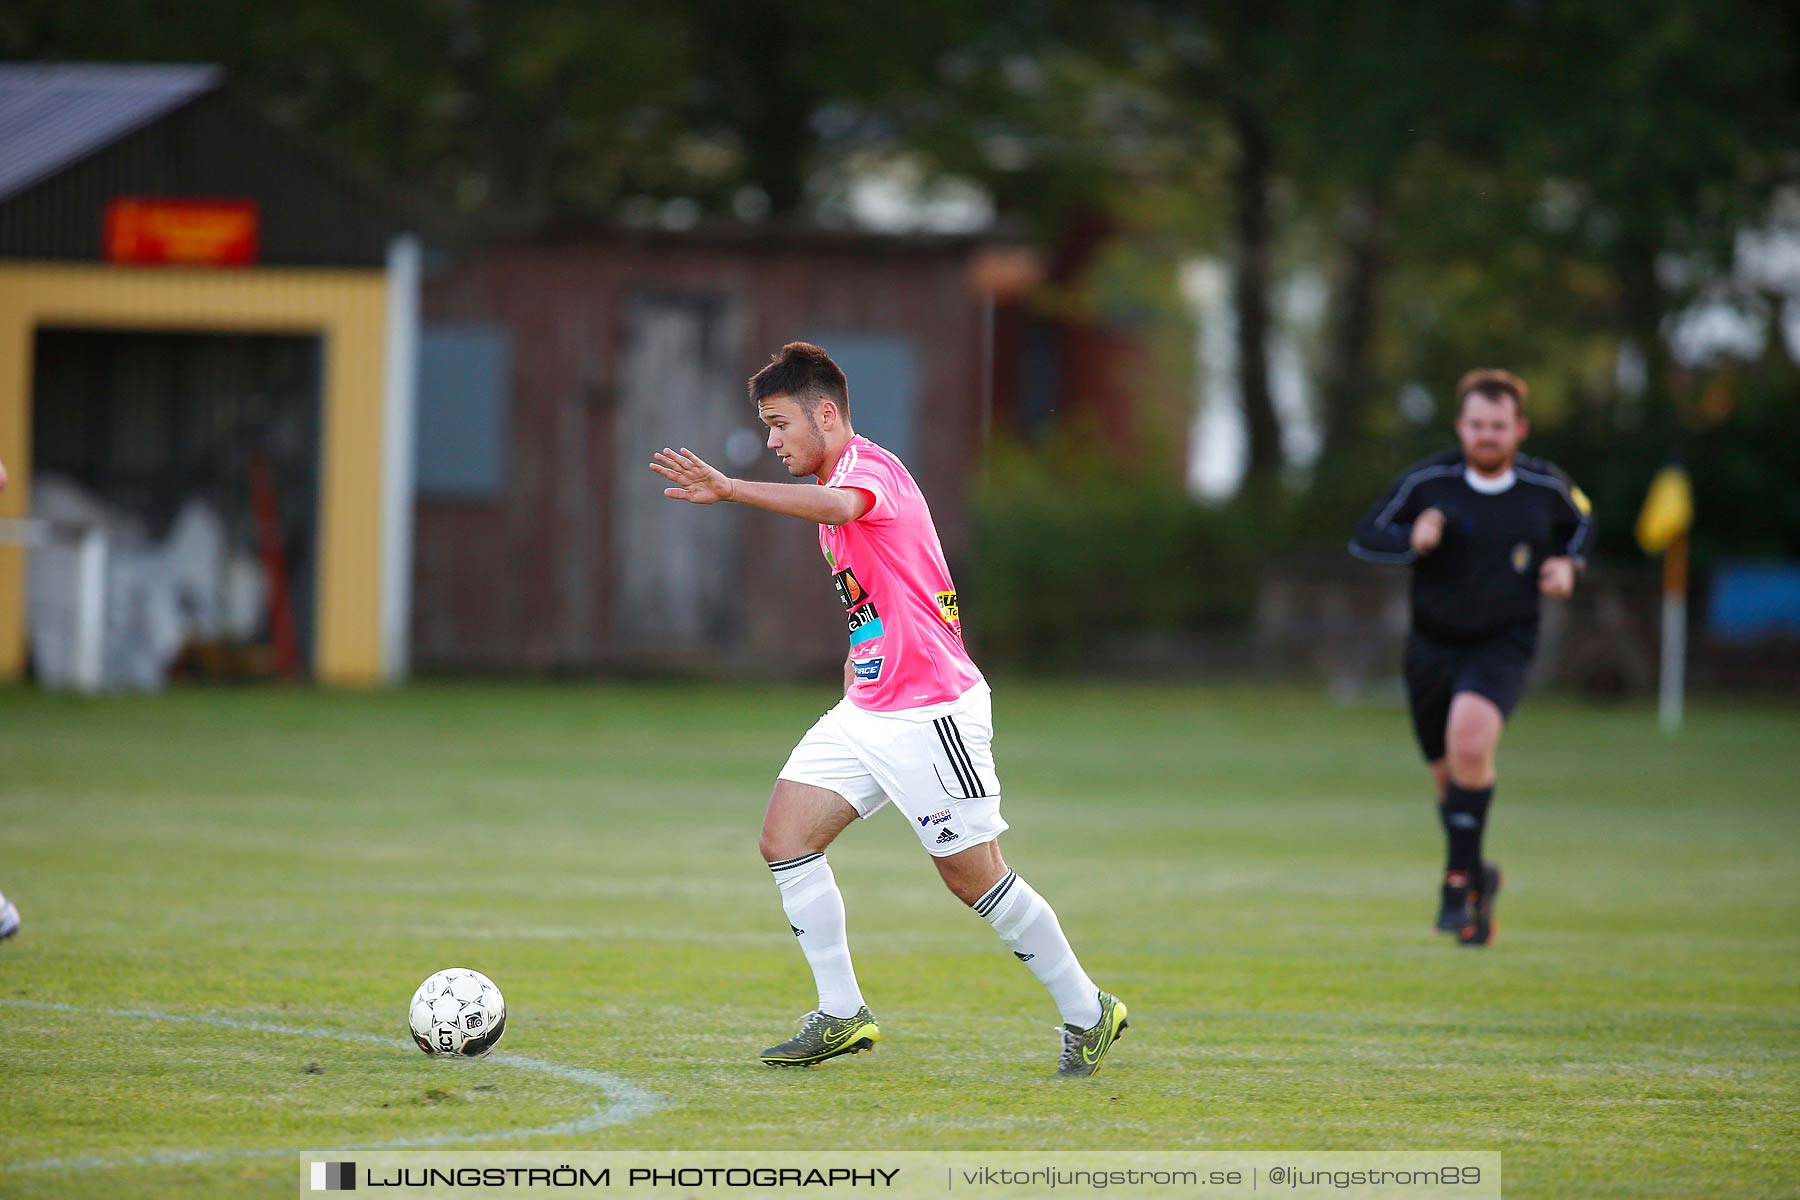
top-left (650, 342), bottom-right (1127, 1075)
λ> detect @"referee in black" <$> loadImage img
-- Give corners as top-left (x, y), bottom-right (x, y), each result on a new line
top-left (1350, 369), bottom-right (1594, 946)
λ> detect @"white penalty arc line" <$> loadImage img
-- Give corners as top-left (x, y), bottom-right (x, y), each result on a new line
top-left (1, 999), bottom-right (666, 1172)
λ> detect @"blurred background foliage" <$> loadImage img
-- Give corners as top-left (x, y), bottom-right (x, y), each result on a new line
top-left (964, 434), bottom-right (1261, 669)
top-left (9, 0), bottom-right (1797, 577)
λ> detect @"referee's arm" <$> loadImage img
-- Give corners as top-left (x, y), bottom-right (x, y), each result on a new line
top-left (1348, 472), bottom-right (1423, 564)
top-left (1551, 468), bottom-right (1596, 568)
top-left (1537, 466), bottom-right (1594, 598)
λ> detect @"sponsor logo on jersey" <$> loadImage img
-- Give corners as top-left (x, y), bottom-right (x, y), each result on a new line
top-left (833, 568), bottom-right (866, 610)
top-left (917, 807), bottom-right (953, 827)
top-left (1511, 542), bottom-right (1532, 574)
top-left (847, 604), bottom-right (883, 647)
top-left (852, 657), bottom-right (884, 682)
top-left (935, 590), bottom-right (960, 623)
top-left (935, 828), bottom-right (960, 845)
top-left (1014, 951), bottom-right (1035, 962)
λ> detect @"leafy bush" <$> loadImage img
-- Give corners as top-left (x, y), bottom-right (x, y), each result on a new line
top-left (962, 437), bottom-right (1261, 669)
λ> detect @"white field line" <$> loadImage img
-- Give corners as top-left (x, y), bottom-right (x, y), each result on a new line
top-left (0, 999), bottom-right (665, 1172)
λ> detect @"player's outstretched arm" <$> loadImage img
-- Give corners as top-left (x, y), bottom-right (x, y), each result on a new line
top-left (650, 447), bottom-right (871, 526)
top-left (651, 447), bottom-right (734, 503)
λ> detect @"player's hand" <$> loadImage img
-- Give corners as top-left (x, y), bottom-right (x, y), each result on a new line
top-left (1411, 507), bottom-right (1445, 555)
top-left (650, 447), bottom-right (734, 504)
top-left (1539, 556), bottom-right (1576, 598)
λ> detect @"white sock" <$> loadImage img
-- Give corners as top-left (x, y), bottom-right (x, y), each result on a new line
top-left (976, 871), bottom-right (1103, 1029)
top-left (769, 852), bottom-right (865, 1018)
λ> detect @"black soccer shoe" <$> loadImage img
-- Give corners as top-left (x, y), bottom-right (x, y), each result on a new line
top-left (1458, 862), bottom-right (1502, 947)
top-left (1435, 870), bottom-right (1472, 933)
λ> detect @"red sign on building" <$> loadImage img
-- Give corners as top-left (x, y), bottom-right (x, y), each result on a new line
top-left (104, 198), bottom-right (259, 266)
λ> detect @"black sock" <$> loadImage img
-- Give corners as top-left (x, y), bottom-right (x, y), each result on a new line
top-left (1441, 783), bottom-right (1494, 880)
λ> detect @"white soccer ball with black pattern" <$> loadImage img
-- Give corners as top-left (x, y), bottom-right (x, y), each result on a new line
top-left (408, 968), bottom-right (507, 1057)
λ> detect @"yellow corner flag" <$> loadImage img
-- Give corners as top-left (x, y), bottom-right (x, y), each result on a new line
top-left (1637, 463), bottom-right (1693, 734)
top-left (1636, 465), bottom-right (1693, 556)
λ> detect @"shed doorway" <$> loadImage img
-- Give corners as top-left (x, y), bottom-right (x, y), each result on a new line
top-left (29, 327), bottom-right (322, 684)
top-left (610, 293), bottom-right (744, 660)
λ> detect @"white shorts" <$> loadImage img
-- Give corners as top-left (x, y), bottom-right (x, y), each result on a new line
top-left (778, 680), bottom-right (1008, 857)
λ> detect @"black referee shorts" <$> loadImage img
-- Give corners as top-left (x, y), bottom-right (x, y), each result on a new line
top-left (1403, 627), bottom-right (1536, 763)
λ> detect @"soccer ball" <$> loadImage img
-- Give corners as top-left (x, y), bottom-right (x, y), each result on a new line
top-left (408, 968), bottom-right (507, 1057)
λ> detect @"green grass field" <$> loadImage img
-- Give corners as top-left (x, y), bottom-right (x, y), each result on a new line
top-left (0, 681), bottom-right (1795, 1199)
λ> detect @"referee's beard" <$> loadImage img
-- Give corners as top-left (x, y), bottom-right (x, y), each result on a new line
top-left (1466, 444), bottom-right (1515, 474)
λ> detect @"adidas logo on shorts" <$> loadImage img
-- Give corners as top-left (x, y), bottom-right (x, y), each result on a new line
top-left (935, 828), bottom-right (960, 845)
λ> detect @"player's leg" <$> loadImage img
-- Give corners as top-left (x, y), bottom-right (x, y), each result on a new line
top-left (759, 778), bottom-right (860, 862)
top-left (930, 835), bottom-right (1007, 904)
top-left (1405, 635), bottom-right (1467, 931)
top-left (936, 840), bottom-right (1104, 1023)
top-left (1441, 689), bottom-right (1502, 900)
top-left (938, 842), bottom-right (1127, 1076)
top-left (862, 687), bottom-right (1126, 1074)
top-left (1444, 633), bottom-right (1532, 946)
top-left (759, 712), bottom-right (886, 1065)
top-left (761, 780), bottom-right (867, 1020)
top-left (1443, 691), bottom-right (1505, 945)
top-left (1444, 690), bottom-right (1503, 788)
top-left (1426, 755), bottom-right (1476, 931)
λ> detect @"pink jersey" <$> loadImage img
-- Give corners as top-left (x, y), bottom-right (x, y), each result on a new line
top-left (819, 436), bottom-right (983, 712)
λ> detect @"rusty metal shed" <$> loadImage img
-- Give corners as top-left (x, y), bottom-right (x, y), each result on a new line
top-left (414, 227), bottom-right (994, 676)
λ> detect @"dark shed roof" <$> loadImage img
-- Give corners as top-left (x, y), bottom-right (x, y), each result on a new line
top-left (0, 63), bottom-right (222, 201)
top-left (0, 62), bottom-right (398, 267)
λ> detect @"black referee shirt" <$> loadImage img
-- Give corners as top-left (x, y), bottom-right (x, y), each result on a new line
top-left (1349, 450), bottom-right (1595, 642)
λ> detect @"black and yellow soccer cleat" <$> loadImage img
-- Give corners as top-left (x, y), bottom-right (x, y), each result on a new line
top-left (1458, 862), bottom-right (1502, 947)
top-left (759, 1006), bottom-right (880, 1067)
top-left (1056, 991), bottom-right (1129, 1077)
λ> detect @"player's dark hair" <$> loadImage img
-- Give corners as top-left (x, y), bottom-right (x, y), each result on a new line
top-left (1455, 368), bottom-right (1528, 418)
top-left (748, 342), bottom-right (850, 418)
